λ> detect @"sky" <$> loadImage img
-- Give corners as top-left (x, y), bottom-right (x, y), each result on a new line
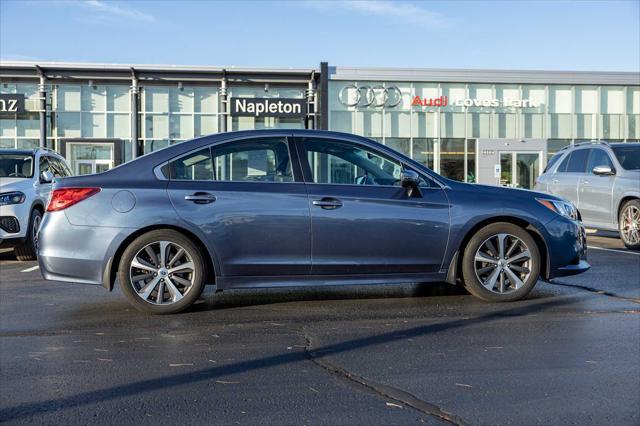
top-left (0, 0), bottom-right (639, 72)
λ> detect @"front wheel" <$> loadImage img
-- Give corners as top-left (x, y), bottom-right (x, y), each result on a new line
top-left (118, 230), bottom-right (206, 314)
top-left (619, 200), bottom-right (640, 250)
top-left (461, 222), bottom-right (541, 302)
top-left (14, 209), bottom-right (42, 261)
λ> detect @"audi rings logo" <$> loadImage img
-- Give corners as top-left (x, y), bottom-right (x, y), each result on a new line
top-left (338, 84), bottom-right (403, 108)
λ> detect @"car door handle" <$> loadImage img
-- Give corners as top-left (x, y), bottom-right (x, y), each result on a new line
top-left (312, 198), bottom-right (343, 209)
top-left (184, 192), bottom-right (216, 204)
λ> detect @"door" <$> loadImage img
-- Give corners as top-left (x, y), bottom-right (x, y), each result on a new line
top-left (67, 143), bottom-right (115, 175)
top-left (167, 136), bottom-right (311, 277)
top-left (498, 151), bottom-right (541, 189)
top-left (579, 148), bottom-right (616, 226)
top-left (74, 159), bottom-right (113, 175)
top-left (547, 148), bottom-right (589, 206)
top-left (297, 136), bottom-right (450, 275)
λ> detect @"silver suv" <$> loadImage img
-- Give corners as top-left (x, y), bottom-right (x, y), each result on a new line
top-left (535, 142), bottom-right (640, 249)
top-left (0, 148), bottom-right (72, 260)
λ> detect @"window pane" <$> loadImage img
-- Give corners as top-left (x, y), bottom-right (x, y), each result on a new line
top-left (385, 138), bottom-right (410, 156)
top-left (587, 149), bottom-right (613, 172)
top-left (411, 138), bottom-right (435, 170)
top-left (576, 114), bottom-right (594, 139)
top-left (82, 85), bottom-right (106, 111)
top-left (170, 114), bottom-right (193, 140)
top-left (494, 113), bottom-right (517, 138)
top-left (107, 86), bottom-right (130, 111)
top-left (468, 113), bottom-right (491, 138)
top-left (467, 139), bottom-right (476, 183)
top-left (171, 148), bottom-right (213, 180)
top-left (194, 87), bottom-right (218, 114)
top-left (550, 114), bottom-right (572, 138)
top-left (440, 138), bottom-right (465, 181)
top-left (211, 138), bottom-right (292, 182)
top-left (195, 115), bottom-right (217, 136)
top-left (548, 139), bottom-right (571, 155)
top-left (57, 85), bottom-right (81, 111)
top-left (566, 149), bottom-right (589, 173)
top-left (440, 113), bottom-right (465, 138)
top-left (304, 138), bottom-right (401, 186)
top-left (523, 113), bottom-right (543, 138)
top-left (82, 112), bottom-right (106, 138)
top-left (56, 112), bottom-right (81, 137)
top-left (602, 115), bottom-right (623, 139)
top-left (108, 113), bottom-right (130, 139)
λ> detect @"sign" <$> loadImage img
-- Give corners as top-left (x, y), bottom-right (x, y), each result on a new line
top-left (412, 95), bottom-right (539, 109)
top-left (0, 94), bottom-right (25, 114)
top-left (494, 164), bottom-right (501, 178)
top-left (339, 85), bottom-right (402, 108)
top-left (230, 97), bottom-right (306, 118)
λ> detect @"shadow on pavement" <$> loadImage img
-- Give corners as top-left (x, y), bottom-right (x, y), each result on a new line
top-left (0, 296), bottom-right (573, 422)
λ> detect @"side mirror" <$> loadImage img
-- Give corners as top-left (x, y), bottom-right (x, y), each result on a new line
top-left (40, 171), bottom-right (54, 183)
top-left (592, 165), bottom-right (615, 176)
top-left (401, 170), bottom-right (422, 198)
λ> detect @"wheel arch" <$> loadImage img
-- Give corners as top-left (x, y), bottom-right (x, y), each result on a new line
top-left (617, 196), bottom-right (639, 223)
top-left (106, 224), bottom-right (216, 291)
top-left (446, 216), bottom-right (550, 284)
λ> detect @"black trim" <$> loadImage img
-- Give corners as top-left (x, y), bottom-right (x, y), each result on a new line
top-left (319, 62), bottom-right (329, 130)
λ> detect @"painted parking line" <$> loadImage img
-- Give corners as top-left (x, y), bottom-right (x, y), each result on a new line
top-left (21, 265), bottom-right (40, 272)
top-left (587, 246), bottom-right (640, 256)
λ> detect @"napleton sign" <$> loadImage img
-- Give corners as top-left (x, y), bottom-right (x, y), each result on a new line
top-left (230, 97), bottom-right (306, 118)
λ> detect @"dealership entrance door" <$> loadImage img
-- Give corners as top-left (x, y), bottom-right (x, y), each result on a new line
top-left (476, 139), bottom-right (547, 188)
top-left (499, 151), bottom-right (541, 189)
top-left (60, 139), bottom-right (124, 176)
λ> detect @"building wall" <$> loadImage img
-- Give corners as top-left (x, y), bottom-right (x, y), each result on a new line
top-left (328, 80), bottom-right (640, 182)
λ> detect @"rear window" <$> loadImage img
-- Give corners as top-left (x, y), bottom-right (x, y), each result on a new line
top-left (170, 148), bottom-right (214, 180)
top-left (544, 153), bottom-right (563, 173)
top-left (612, 145), bottom-right (640, 170)
top-left (565, 149), bottom-right (589, 173)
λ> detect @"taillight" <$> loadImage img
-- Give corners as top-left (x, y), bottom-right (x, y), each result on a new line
top-left (46, 188), bottom-right (101, 212)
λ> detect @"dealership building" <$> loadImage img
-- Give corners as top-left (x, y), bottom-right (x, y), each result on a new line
top-left (1, 61), bottom-right (638, 188)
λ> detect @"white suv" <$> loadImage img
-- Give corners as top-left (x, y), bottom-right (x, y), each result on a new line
top-left (0, 148), bottom-right (72, 260)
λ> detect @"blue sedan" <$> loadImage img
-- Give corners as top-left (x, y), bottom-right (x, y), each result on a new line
top-left (38, 130), bottom-right (589, 314)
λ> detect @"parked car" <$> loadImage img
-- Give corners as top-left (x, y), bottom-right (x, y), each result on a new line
top-left (38, 130), bottom-right (589, 314)
top-left (535, 142), bottom-right (640, 250)
top-left (0, 148), bottom-right (72, 260)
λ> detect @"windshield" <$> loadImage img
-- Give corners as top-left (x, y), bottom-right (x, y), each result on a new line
top-left (0, 154), bottom-right (35, 178)
top-left (612, 146), bottom-right (640, 170)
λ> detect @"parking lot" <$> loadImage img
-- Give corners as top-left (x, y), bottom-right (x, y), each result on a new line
top-left (0, 234), bottom-right (638, 425)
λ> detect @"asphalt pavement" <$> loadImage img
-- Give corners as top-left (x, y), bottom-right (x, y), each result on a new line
top-left (0, 234), bottom-right (639, 425)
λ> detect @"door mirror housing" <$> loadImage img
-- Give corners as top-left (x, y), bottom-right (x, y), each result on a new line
top-left (401, 170), bottom-right (422, 198)
top-left (40, 171), bottom-right (54, 184)
top-left (592, 165), bottom-right (615, 176)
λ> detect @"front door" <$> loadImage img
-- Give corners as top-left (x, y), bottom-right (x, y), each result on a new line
top-left (74, 159), bottom-right (113, 175)
top-left (499, 151), bottom-right (542, 189)
top-left (167, 136), bottom-right (311, 277)
top-left (578, 148), bottom-right (616, 226)
top-left (297, 136), bottom-right (450, 275)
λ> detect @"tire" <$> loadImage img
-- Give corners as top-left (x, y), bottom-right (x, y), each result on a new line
top-left (14, 209), bottom-right (42, 261)
top-left (619, 199), bottom-right (640, 250)
top-left (118, 229), bottom-right (206, 314)
top-left (461, 222), bottom-right (541, 302)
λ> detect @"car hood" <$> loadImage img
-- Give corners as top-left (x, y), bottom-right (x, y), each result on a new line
top-left (453, 181), bottom-right (565, 202)
top-left (0, 177), bottom-right (35, 193)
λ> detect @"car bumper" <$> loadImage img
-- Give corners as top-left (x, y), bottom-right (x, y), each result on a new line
top-left (0, 202), bottom-right (29, 244)
top-left (38, 211), bottom-right (130, 287)
top-left (544, 217), bottom-right (590, 279)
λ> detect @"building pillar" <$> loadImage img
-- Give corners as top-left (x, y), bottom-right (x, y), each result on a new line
top-left (36, 67), bottom-right (47, 148)
top-left (306, 72), bottom-right (317, 129)
top-left (219, 71), bottom-right (227, 133)
top-left (319, 62), bottom-right (329, 130)
top-left (130, 69), bottom-right (139, 159)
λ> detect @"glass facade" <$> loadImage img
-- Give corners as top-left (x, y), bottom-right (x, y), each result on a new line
top-left (1, 65), bottom-right (639, 185)
top-left (329, 81), bottom-right (640, 182)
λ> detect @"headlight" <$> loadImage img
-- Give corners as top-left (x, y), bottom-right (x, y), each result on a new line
top-left (536, 198), bottom-right (579, 221)
top-left (0, 191), bottom-right (26, 206)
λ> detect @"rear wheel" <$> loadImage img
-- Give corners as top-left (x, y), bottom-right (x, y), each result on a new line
top-left (461, 222), bottom-right (541, 302)
top-left (619, 200), bottom-right (640, 250)
top-left (118, 230), bottom-right (206, 314)
top-left (14, 209), bottom-right (42, 261)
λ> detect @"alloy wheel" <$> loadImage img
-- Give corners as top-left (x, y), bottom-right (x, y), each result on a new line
top-left (129, 241), bottom-right (196, 305)
top-left (621, 205), bottom-right (640, 246)
top-left (474, 233), bottom-right (532, 294)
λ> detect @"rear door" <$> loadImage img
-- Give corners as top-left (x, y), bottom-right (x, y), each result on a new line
top-left (296, 136), bottom-right (450, 275)
top-left (548, 148), bottom-right (589, 206)
top-left (167, 135), bottom-right (311, 277)
top-left (579, 148), bottom-right (616, 226)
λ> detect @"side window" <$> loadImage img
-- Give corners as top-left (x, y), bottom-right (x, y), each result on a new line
top-left (49, 157), bottom-right (66, 178)
top-left (565, 149), bottom-right (589, 173)
top-left (55, 158), bottom-right (72, 177)
top-left (211, 138), bottom-right (292, 183)
top-left (556, 153), bottom-right (571, 173)
top-left (544, 153), bottom-right (563, 173)
top-left (587, 149), bottom-right (614, 173)
top-left (171, 148), bottom-right (214, 180)
top-left (303, 138), bottom-right (402, 186)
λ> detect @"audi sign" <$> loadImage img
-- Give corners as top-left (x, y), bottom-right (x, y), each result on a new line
top-left (338, 85), bottom-right (403, 108)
